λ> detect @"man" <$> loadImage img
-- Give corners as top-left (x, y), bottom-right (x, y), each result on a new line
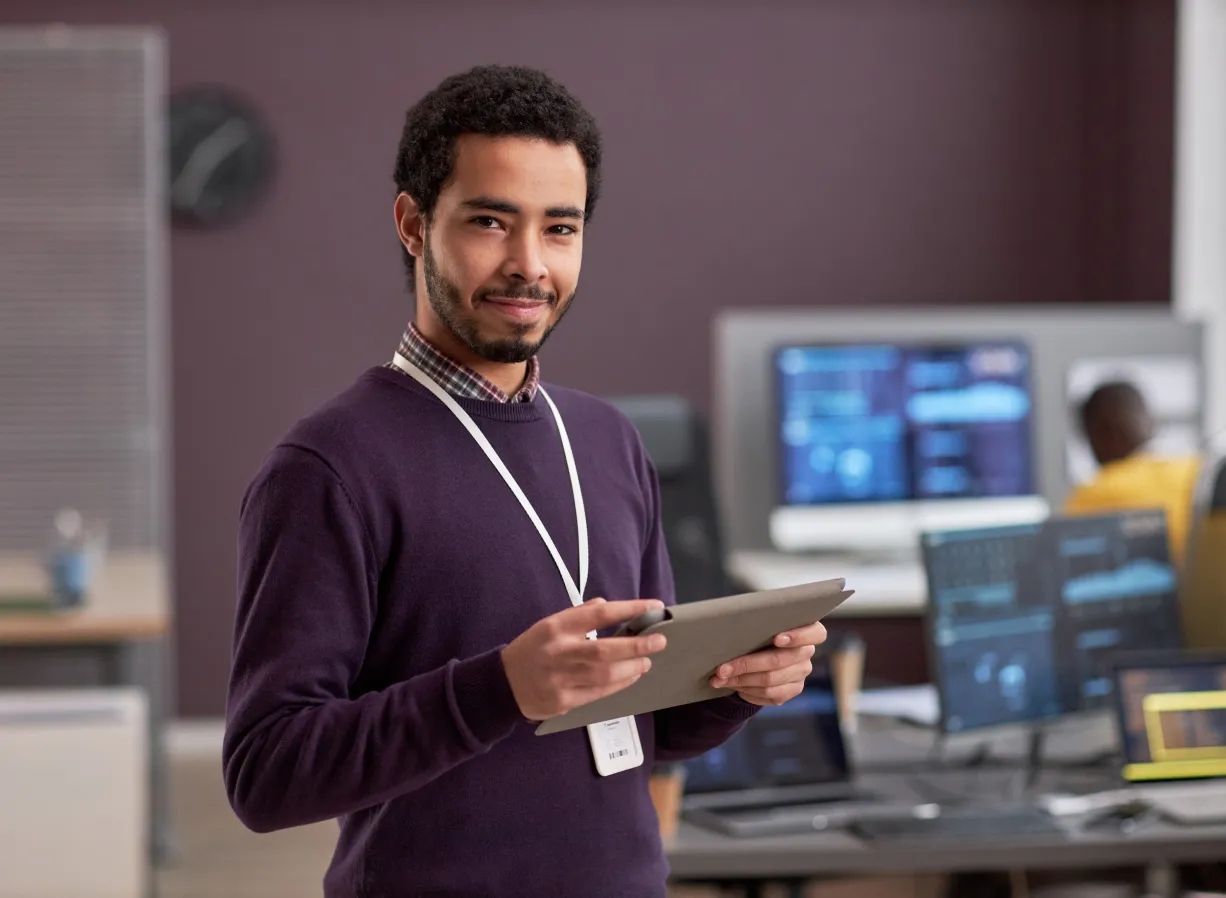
top-left (1065, 380), bottom-right (1199, 564)
top-left (223, 65), bottom-right (827, 897)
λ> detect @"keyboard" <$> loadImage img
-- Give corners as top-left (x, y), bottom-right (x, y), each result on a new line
top-left (685, 799), bottom-right (924, 838)
top-left (851, 806), bottom-right (1064, 843)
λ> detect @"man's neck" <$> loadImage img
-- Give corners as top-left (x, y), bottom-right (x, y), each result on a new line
top-left (415, 320), bottom-right (528, 397)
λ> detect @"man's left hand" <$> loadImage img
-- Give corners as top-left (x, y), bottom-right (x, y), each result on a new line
top-left (709, 621), bottom-right (828, 707)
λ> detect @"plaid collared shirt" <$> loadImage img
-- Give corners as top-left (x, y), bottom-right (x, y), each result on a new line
top-left (388, 322), bottom-right (540, 403)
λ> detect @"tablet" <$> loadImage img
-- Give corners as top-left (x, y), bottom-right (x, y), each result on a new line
top-left (535, 578), bottom-right (853, 735)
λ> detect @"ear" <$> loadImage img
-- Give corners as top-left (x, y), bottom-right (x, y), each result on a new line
top-left (394, 192), bottom-right (426, 258)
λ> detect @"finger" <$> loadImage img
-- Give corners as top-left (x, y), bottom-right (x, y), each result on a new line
top-left (712, 659), bottom-right (811, 690)
top-left (572, 655), bottom-right (655, 688)
top-left (566, 670), bottom-right (646, 708)
top-left (713, 645), bottom-right (814, 680)
top-left (581, 633), bottom-right (668, 663)
top-left (562, 598), bottom-right (666, 634)
top-left (773, 621), bottom-right (828, 648)
top-left (735, 681), bottom-right (805, 707)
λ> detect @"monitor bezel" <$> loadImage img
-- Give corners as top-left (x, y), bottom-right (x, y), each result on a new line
top-left (770, 337), bottom-right (1038, 510)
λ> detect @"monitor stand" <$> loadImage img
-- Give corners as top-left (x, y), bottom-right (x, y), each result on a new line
top-left (1017, 726), bottom-right (1046, 796)
top-left (864, 722), bottom-right (1117, 806)
top-left (1009, 726), bottom-right (1116, 801)
top-left (892, 724), bottom-right (1114, 806)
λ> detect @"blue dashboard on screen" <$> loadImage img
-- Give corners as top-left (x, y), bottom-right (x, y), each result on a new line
top-left (921, 510), bottom-right (1183, 733)
top-left (775, 341), bottom-right (1034, 506)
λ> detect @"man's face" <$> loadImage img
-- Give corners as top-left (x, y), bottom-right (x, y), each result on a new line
top-left (399, 135), bottom-right (586, 364)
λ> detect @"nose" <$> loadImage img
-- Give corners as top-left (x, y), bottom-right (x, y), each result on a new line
top-left (501, 231), bottom-right (548, 284)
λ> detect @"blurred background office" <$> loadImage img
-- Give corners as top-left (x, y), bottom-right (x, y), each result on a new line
top-left (4, 1), bottom-right (1226, 897)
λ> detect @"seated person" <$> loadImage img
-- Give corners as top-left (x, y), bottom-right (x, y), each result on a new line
top-left (1064, 380), bottom-right (1199, 564)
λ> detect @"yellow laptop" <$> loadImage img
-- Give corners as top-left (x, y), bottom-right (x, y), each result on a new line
top-left (1111, 650), bottom-right (1226, 824)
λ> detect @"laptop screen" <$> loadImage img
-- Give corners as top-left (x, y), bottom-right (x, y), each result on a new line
top-left (681, 661), bottom-right (849, 793)
top-left (1113, 652), bottom-right (1226, 783)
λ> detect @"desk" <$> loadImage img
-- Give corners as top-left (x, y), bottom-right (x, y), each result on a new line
top-left (728, 551), bottom-right (926, 616)
top-left (668, 815), bottom-right (1226, 887)
top-left (0, 552), bottom-right (172, 882)
top-left (667, 718), bottom-right (1226, 897)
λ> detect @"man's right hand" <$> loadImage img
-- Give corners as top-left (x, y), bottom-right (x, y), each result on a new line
top-left (501, 598), bottom-right (669, 722)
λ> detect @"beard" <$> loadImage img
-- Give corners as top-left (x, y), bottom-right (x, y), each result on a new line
top-left (422, 238), bottom-right (574, 364)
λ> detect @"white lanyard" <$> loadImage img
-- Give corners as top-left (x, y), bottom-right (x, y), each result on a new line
top-left (390, 353), bottom-right (589, 607)
top-left (393, 353), bottom-right (644, 774)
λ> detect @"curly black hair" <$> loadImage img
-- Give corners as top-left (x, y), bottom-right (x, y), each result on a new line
top-left (1079, 380), bottom-right (1148, 435)
top-left (393, 65), bottom-right (603, 287)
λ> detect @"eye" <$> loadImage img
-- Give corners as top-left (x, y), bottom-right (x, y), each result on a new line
top-left (469, 216), bottom-right (503, 230)
top-left (549, 224), bottom-right (579, 236)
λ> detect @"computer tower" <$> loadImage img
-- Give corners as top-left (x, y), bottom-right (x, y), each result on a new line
top-left (607, 395), bottom-right (736, 604)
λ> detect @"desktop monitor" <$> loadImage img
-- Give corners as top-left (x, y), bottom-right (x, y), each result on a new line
top-left (923, 510), bottom-right (1184, 735)
top-left (1044, 511), bottom-right (1184, 713)
top-left (1111, 650), bottom-right (1226, 783)
top-left (770, 340), bottom-right (1048, 553)
top-left (924, 521), bottom-right (1060, 733)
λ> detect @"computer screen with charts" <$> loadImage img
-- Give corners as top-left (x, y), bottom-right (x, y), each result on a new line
top-left (1045, 512), bottom-right (1184, 712)
top-left (774, 341), bottom-right (1034, 505)
top-left (923, 510), bottom-right (1184, 734)
top-left (683, 662), bottom-right (849, 794)
top-left (770, 341), bottom-right (1046, 552)
top-left (1113, 651), bottom-right (1226, 782)
top-left (924, 522), bottom-right (1060, 732)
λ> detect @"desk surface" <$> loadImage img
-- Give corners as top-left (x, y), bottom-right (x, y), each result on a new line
top-left (666, 715), bottom-right (1226, 880)
top-left (729, 551), bottom-right (926, 617)
top-left (667, 816), bottom-right (1226, 879)
top-left (0, 552), bottom-right (170, 644)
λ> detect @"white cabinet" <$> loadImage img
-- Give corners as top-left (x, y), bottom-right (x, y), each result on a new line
top-left (0, 688), bottom-right (147, 898)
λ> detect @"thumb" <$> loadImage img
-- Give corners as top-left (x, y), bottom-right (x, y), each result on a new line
top-left (567, 597), bottom-right (665, 632)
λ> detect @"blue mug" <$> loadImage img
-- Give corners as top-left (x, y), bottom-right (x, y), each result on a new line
top-left (46, 549), bottom-right (92, 606)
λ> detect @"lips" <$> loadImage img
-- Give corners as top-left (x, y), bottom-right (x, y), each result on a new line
top-left (482, 296), bottom-right (550, 322)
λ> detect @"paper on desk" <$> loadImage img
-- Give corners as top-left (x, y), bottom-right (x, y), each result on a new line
top-left (856, 684), bottom-right (940, 727)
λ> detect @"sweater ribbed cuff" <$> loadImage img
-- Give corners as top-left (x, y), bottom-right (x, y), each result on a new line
top-left (445, 647), bottom-right (528, 751)
top-left (705, 693), bottom-right (763, 721)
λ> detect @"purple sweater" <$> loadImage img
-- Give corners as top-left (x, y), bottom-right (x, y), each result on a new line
top-left (223, 366), bottom-right (758, 897)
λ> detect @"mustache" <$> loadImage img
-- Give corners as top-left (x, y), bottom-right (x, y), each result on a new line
top-left (477, 284), bottom-right (556, 304)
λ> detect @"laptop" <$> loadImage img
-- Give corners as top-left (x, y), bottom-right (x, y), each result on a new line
top-left (679, 657), bottom-right (914, 837)
top-left (1109, 649), bottom-right (1226, 824)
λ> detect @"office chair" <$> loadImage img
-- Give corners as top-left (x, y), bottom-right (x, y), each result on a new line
top-left (1180, 435), bottom-right (1226, 650)
top-left (1209, 447), bottom-right (1226, 512)
top-left (605, 395), bottom-right (739, 604)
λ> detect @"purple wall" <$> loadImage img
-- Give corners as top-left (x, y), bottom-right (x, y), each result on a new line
top-left (4, 1), bottom-right (1175, 716)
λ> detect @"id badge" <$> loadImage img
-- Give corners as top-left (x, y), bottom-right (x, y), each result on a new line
top-left (587, 715), bottom-right (644, 776)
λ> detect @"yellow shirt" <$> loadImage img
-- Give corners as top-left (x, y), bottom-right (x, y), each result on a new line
top-left (1063, 454), bottom-right (1200, 566)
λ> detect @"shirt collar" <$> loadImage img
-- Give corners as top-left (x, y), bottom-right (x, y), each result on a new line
top-left (392, 322), bottom-right (539, 403)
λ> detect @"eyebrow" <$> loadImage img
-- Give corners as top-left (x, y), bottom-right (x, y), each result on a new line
top-left (460, 196), bottom-right (584, 220)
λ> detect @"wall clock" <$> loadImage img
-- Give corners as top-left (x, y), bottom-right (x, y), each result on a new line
top-left (168, 86), bottom-right (275, 226)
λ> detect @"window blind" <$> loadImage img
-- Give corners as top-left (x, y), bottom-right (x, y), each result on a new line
top-left (0, 27), bottom-right (167, 551)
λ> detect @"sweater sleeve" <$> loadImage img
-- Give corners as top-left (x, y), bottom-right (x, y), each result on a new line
top-left (633, 443), bottom-right (760, 762)
top-left (222, 446), bottom-right (525, 833)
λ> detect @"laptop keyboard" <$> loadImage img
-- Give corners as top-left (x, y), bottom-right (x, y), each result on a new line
top-left (685, 797), bottom-right (930, 838)
top-left (851, 806), bottom-right (1064, 842)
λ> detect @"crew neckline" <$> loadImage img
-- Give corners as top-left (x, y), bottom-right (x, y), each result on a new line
top-left (365, 366), bottom-right (549, 423)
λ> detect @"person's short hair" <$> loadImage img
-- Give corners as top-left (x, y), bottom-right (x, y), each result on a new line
top-left (392, 65), bottom-right (603, 287)
top-left (1079, 379), bottom-right (1148, 435)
